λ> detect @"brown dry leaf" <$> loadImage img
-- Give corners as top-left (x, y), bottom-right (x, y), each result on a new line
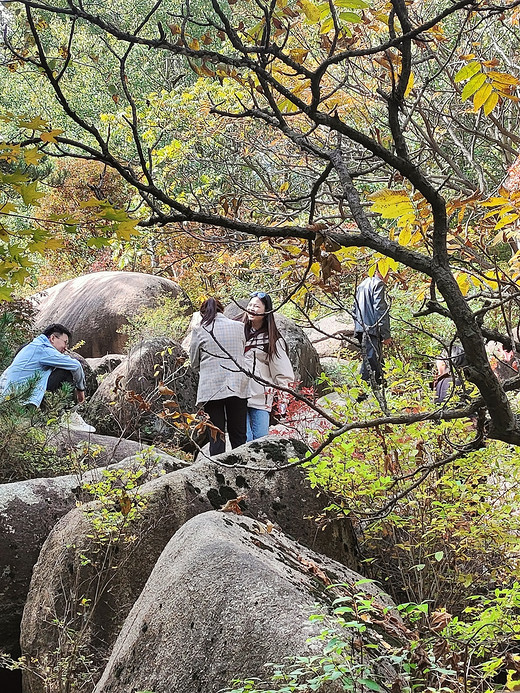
top-left (158, 381), bottom-right (176, 396)
top-left (119, 492), bottom-right (131, 516)
top-left (298, 556), bottom-right (332, 586)
top-left (125, 390), bottom-right (151, 411)
top-left (221, 495), bottom-right (247, 514)
top-left (430, 610), bottom-right (452, 632)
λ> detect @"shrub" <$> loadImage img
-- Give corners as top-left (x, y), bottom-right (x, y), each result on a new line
top-left (118, 294), bottom-right (191, 348)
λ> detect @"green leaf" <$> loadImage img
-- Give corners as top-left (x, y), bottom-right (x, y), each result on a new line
top-left (334, 0), bottom-right (369, 8)
top-left (19, 181), bottom-right (45, 206)
top-left (434, 551), bottom-right (444, 561)
top-left (358, 679), bottom-right (383, 692)
top-left (454, 61), bottom-right (481, 83)
top-left (461, 72), bottom-right (486, 101)
top-left (339, 11), bottom-right (363, 23)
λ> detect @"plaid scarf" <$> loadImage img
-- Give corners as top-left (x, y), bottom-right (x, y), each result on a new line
top-left (245, 328), bottom-right (269, 354)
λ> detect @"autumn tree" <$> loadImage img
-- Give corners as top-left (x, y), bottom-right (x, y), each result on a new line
top-left (2, 0), bottom-right (520, 452)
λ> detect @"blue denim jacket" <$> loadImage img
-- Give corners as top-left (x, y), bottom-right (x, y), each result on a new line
top-left (0, 334), bottom-right (86, 406)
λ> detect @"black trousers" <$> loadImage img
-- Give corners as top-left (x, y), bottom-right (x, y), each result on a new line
top-left (46, 368), bottom-right (73, 392)
top-left (204, 397), bottom-right (247, 456)
top-left (357, 332), bottom-right (383, 385)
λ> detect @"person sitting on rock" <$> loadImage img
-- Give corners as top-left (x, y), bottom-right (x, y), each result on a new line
top-left (0, 323), bottom-right (95, 431)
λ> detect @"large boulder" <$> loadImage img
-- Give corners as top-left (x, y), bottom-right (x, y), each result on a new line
top-left (304, 313), bottom-right (358, 358)
top-left (224, 303), bottom-right (320, 388)
top-left (20, 438), bottom-right (358, 693)
top-left (94, 512), bottom-right (394, 693)
top-left (32, 271), bottom-right (188, 358)
top-left (0, 450), bottom-right (182, 657)
top-left (51, 429), bottom-right (172, 470)
top-left (84, 338), bottom-right (198, 444)
top-left (85, 354), bottom-right (126, 377)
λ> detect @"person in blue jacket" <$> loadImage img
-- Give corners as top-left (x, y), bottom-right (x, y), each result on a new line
top-left (0, 323), bottom-right (87, 409)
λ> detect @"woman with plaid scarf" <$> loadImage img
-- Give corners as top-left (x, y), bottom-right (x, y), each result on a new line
top-left (242, 292), bottom-right (294, 441)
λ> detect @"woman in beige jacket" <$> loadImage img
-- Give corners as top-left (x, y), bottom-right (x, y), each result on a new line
top-left (242, 291), bottom-right (294, 441)
top-left (190, 297), bottom-right (249, 455)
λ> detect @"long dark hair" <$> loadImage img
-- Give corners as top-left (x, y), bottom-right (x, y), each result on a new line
top-left (243, 292), bottom-right (283, 360)
top-left (200, 297), bottom-right (224, 327)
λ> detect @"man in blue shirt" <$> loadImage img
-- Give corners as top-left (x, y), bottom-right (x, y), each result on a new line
top-left (0, 324), bottom-right (93, 432)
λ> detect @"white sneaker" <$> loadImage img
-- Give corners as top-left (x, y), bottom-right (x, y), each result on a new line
top-left (61, 411), bottom-right (96, 433)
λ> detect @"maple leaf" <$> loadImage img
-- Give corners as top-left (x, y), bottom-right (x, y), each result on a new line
top-left (17, 115), bottom-right (48, 130)
top-left (40, 128), bottom-right (64, 143)
top-left (19, 182), bottom-right (45, 207)
top-left (80, 198), bottom-right (105, 208)
top-left (24, 147), bottom-right (44, 166)
top-left (114, 218), bottom-right (140, 240)
top-left (0, 202), bottom-right (17, 215)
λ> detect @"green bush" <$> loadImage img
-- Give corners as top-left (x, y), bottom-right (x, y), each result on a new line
top-left (118, 294), bottom-right (191, 348)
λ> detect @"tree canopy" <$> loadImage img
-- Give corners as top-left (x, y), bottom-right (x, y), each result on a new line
top-left (2, 0), bottom-right (520, 450)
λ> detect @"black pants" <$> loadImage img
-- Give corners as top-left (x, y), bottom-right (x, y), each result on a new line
top-left (204, 397), bottom-right (247, 456)
top-left (357, 332), bottom-right (383, 385)
top-left (46, 368), bottom-right (73, 392)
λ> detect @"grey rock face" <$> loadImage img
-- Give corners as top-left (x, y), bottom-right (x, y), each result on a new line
top-left (84, 338), bottom-right (198, 443)
top-left (32, 271), bottom-right (187, 358)
top-left (304, 313), bottom-right (357, 358)
top-left (85, 354), bottom-right (125, 376)
top-left (93, 512), bottom-right (384, 693)
top-left (20, 438), bottom-right (358, 692)
top-left (0, 450), bottom-right (182, 657)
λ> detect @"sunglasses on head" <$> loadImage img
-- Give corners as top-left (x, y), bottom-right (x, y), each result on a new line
top-left (250, 291), bottom-right (267, 299)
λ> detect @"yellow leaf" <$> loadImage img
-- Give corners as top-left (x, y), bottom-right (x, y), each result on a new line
top-left (398, 226), bottom-right (412, 246)
top-left (481, 196), bottom-right (509, 207)
top-left (487, 71), bottom-right (520, 86)
top-left (40, 128), bottom-right (64, 144)
top-left (79, 198), bottom-right (104, 208)
top-left (310, 261), bottom-right (321, 277)
top-left (404, 72), bottom-right (414, 97)
top-left (369, 189), bottom-right (415, 220)
top-left (0, 144), bottom-right (21, 163)
top-left (279, 181), bottom-right (289, 193)
top-left (114, 219), bottom-right (140, 240)
top-left (483, 90), bottom-right (499, 116)
top-left (481, 272), bottom-right (499, 290)
top-left (24, 147), bottom-right (44, 166)
top-left (473, 83), bottom-right (493, 111)
top-left (456, 272), bottom-right (471, 296)
top-left (320, 16), bottom-right (334, 33)
top-left (461, 72), bottom-right (486, 101)
top-left (298, 0), bottom-right (321, 23)
top-left (289, 49), bottom-right (309, 64)
top-left (494, 213), bottom-right (519, 230)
